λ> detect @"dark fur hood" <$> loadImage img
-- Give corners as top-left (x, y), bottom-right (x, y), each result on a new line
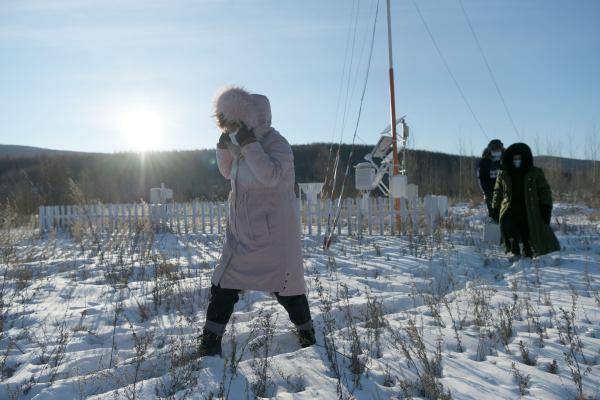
top-left (502, 142), bottom-right (533, 173)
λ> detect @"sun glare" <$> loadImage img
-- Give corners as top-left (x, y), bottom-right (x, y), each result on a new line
top-left (115, 105), bottom-right (165, 152)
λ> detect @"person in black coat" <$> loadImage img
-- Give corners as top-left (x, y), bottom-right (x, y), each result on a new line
top-left (477, 139), bottom-right (504, 217)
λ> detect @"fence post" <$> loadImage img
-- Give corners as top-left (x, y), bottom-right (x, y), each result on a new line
top-left (114, 204), bottom-right (119, 231)
top-left (183, 203), bottom-right (188, 235)
top-left (368, 197), bottom-right (373, 235)
top-left (113, 204), bottom-right (117, 231)
top-left (192, 201), bottom-right (197, 234)
top-left (209, 203), bottom-right (214, 234)
top-left (59, 205), bottom-right (64, 230)
top-left (345, 198), bottom-right (351, 236)
top-left (99, 205), bottom-right (104, 233)
top-left (39, 206), bottom-right (45, 231)
top-left (127, 204), bottom-right (132, 233)
top-left (107, 204), bottom-right (112, 231)
top-left (56, 205), bottom-right (61, 230)
top-left (70, 205), bottom-right (74, 229)
top-left (200, 202), bottom-right (205, 234)
top-left (141, 203), bottom-right (146, 228)
top-left (355, 198), bottom-right (359, 235)
top-left (378, 197), bottom-right (384, 235)
top-left (316, 199), bottom-right (321, 236)
top-left (389, 196), bottom-right (395, 236)
top-left (167, 203), bottom-right (172, 231)
top-left (307, 198), bottom-right (312, 236)
top-left (174, 203), bottom-right (180, 234)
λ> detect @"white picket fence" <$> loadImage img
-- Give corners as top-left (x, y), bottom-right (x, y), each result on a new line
top-left (38, 197), bottom-right (425, 236)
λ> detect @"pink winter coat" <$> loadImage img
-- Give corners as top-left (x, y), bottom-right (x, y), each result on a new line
top-left (212, 90), bottom-right (306, 295)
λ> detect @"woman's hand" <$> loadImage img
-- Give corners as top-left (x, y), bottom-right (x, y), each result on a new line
top-left (218, 132), bottom-right (231, 149)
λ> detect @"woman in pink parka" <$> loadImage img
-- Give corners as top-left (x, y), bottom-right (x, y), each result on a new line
top-left (197, 86), bottom-right (314, 357)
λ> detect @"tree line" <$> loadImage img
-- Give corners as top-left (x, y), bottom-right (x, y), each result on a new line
top-left (1, 143), bottom-right (597, 216)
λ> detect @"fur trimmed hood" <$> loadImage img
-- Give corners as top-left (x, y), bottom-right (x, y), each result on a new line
top-left (213, 86), bottom-right (259, 132)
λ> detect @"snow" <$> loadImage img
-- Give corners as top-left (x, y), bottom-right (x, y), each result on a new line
top-left (1, 204), bottom-right (599, 399)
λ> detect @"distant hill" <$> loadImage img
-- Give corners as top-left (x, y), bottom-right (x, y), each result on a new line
top-left (0, 144), bottom-right (86, 158)
top-left (0, 143), bottom-right (597, 214)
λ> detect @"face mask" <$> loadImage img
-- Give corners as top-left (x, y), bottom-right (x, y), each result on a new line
top-left (228, 130), bottom-right (239, 146)
top-left (491, 151), bottom-right (502, 160)
top-left (513, 159), bottom-right (522, 168)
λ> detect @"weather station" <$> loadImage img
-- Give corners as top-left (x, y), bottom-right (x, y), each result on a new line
top-left (354, 117), bottom-right (415, 223)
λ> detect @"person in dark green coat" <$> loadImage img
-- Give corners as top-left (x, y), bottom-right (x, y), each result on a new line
top-left (491, 142), bottom-right (560, 259)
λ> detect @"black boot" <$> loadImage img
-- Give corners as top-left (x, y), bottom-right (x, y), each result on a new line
top-left (523, 242), bottom-right (534, 258)
top-left (197, 328), bottom-right (222, 357)
top-left (509, 238), bottom-right (521, 261)
top-left (297, 327), bottom-right (316, 348)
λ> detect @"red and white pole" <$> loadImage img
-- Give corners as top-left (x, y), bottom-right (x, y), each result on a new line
top-left (386, 0), bottom-right (401, 233)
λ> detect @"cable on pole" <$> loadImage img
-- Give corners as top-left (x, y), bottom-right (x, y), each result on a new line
top-left (324, 0), bottom-right (361, 203)
top-left (323, 0), bottom-right (359, 200)
top-left (324, 0), bottom-right (380, 250)
top-left (458, 0), bottom-right (522, 140)
top-left (411, 0), bottom-right (489, 140)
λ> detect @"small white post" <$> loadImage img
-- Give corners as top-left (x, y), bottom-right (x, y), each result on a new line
top-left (335, 199), bottom-right (341, 236)
top-left (346, 198), bottom-right (352, 236)
top-left (127, 204), bottom-right (132, 233)
top-left (316, 199), bottom-right (322, 236)
top-left (307, 198), bottom-right (312, 236)
top-left (389, 196), bottom-right (395, 235)
top-left (184, 203), bottom-right (189, 234)
top-left (168, 203), bottom-right (173, 231)
top-left (201, 202), bottom-right (206, 233)
top-left (99, 205), bottom-right (104, 232)
top-left (356, 197), bottom-right (362, 235)
top-left (217, 202), bottom-right (222, 234)
top-left (192, 202), bottom-right (197, 234)
top-left (209, 202), bottom-right (214, 234)
top-left (175, 203), bottom-right (180, 234)
top-left (367, 198), bottom-right (373, 235)
top-left (39, 206), bottom-right (45, 231)
top-left (378, 197), bottom-right (384, 235)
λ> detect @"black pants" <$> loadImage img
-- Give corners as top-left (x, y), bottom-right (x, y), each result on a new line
top-left (204, 284), bottom-right (312, 336)
top-left (501, 211), bottom-right (532, 256)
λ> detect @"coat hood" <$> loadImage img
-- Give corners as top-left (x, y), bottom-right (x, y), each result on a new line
top-left (251, 94), bottom-right (272, 138)
top-left (502, 142), bottom-right (533, 173)
top-left (213, 86), bottom-right (258, 131)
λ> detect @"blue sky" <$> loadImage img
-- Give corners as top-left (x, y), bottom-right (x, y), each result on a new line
top-left (0, 0), bottom-right (598, 158)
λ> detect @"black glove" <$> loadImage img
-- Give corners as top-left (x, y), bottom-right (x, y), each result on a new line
top-left (490, 208), bottom-right (500, 223)
top-left (540, 204), bottom-right (552, 225)
top-left (217, 132), bottom-right (231, 149)
top-left (231, 122), bottom-right (256, 147)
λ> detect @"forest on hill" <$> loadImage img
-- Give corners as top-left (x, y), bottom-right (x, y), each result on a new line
top-left (0, 143), bottom-right (597, 215)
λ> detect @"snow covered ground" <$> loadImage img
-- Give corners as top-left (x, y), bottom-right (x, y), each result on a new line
top-left (1, 204), bottom-right (599, 399)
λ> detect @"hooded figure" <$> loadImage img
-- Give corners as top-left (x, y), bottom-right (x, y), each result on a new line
top-left (491, 142), bottom-right (560, 258)
top-left (197, 86), bottom-right (314, 357)
top-left (477, 139), bottom-right (504, 216)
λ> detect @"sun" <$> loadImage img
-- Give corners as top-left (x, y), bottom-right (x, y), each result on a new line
top-left (115, 105), bottom-right (165, 152)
